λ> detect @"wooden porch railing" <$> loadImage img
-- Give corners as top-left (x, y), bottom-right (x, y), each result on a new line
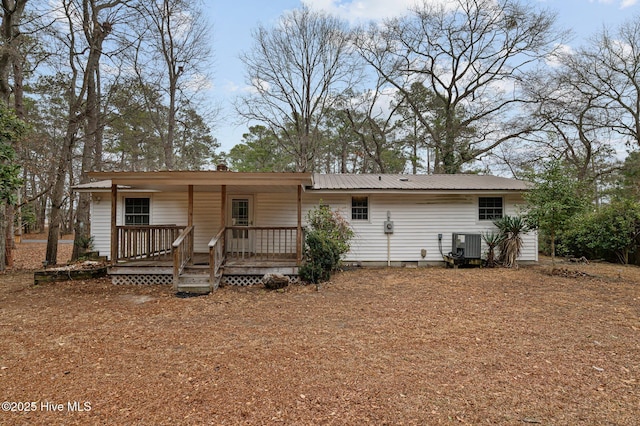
top-left (172, 226), bottom-right (194, 289)
top-left (225, 226), bottom-right (300, 261)
top-left (115, 225), bottom-right (185, 261)
top-left (208, 228), bottom-right (226, 290)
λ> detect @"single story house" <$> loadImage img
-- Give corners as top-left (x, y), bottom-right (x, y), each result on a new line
top-left (73, 170), bottom-right (537, 293)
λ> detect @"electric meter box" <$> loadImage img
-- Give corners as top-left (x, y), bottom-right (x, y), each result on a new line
top-left (384, 220), bottom-right (394, 234)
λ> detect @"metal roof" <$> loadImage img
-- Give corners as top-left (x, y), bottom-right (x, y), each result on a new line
top-left (72, 173), bottom-right (530, 193)
top-left (87, 170), bottom-right (313, 187)
top-left (311, 173), bottom-right (531, 191)
top-left (72, 180), bottom-right (130, 192)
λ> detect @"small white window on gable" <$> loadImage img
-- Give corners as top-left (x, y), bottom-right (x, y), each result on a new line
top-left (124, 198), bottom-right (150, 225)
top-left (351, 196), bottom-right (369, 221)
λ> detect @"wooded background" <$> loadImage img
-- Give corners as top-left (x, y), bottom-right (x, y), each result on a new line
top-left (1, 0), bottom-right (640, 268)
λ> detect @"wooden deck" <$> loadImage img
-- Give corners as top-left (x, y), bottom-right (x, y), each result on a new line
top-left (109, 252), bottom-right (299, 277)
top-left (108, 225), bottom-right (303, 290)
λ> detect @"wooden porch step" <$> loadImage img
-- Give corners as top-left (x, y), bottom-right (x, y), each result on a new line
top-left (176, 272), bottom-right (211, 294)
top-left (175, 284), bottom-right (211, 294)
top-left (181, 265), bottom-right (210, 275)
top-left (178, 274), bottom-right (209, 283)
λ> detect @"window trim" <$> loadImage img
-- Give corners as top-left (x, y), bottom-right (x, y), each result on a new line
top-left (478, 196), bottom-right (503, 221)
top-left (351, 195), bottom-right (369, 221)
top-left (123, 197), bottom-right (151, 226)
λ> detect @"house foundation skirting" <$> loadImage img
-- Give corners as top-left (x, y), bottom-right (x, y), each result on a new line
top-left (112, 274), bottom-right (173, 285)
top-left (222, 274), bottom-right (300, 287)
top-left (110, 273), bottom-right (300, 287)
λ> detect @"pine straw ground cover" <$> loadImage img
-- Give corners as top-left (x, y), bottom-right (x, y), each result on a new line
top-left (1, 244), bottom-right (639, 425)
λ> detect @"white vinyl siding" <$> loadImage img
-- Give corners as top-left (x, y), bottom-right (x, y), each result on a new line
top-left (304, 192), bottom-right (537, 263)
top-left (255, 193), bottom-right (299, 226)
top-left (150, 192), bottom-right (187, 226)
top-left (193, 193), bottom-right (221, 252)
top-left (90, 194), bottom-right (112, 258)
top-left (149, 192), bottom-right (222, 252)
top-left (89, 188), bottom-right (537, 263)
top-left (90, 191), bottom-right (222, 257)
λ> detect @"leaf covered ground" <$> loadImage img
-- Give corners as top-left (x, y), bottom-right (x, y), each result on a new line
top-left (1, 241), bottom-right (639, 425)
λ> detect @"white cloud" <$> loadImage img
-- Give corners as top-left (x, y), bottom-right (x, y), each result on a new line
top-left (223, 80), bottom-right (242, 93)
top-left (545, 43), bottom-right (575, 68)
top-left (302, 0), bottom-right (423, 23)
top-left (590, 0), bottom-right (638, 7)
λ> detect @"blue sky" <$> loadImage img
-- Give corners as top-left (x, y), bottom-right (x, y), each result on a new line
top-left (205, 0), bottom-right (640, 153)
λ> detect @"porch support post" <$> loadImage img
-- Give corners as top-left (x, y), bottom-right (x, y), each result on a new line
top-left (188, 185), bottom-right (194, 227)
top-left (221, 185), bottom-right (226, 253)
top-left (297, 184), bottom-right (302, 264)
top-left (220, 185), bottom-right (226, 228)
top-left (110, 183), bottom-right (118, 263)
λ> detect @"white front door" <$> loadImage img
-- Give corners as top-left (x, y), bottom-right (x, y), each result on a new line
top-left (228, 196), bottom-right (253, 254)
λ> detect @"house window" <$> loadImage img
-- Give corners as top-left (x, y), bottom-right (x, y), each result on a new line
top-left (125, 198), bottom-right (150, 225)
top-left (479, 197), bottom-right (503, 220)
top-left (351, 196), bottom-right (369, 221)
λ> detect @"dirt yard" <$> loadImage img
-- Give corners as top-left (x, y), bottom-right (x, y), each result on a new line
top-left (1, 241), bottom-right (639, 425)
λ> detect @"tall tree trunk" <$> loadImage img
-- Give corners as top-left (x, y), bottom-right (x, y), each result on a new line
top-left (53, 0), bottom-right (114, 264)
top-left (11, 58), bottom-right (25, 254)
top-left (73, 67), bottom-right (99, 260)
top-left (550, 229), bottom-right (556, 267)
top-left (46, 128), bottom-right (76, 265)
top-left (0, 0), bottom-right (28, 269)
top-left (165, 77), bottom-right (176, 169)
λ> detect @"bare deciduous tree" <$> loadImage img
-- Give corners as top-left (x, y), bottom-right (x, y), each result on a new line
top-left (46, 0), bottom-right (121, 265)
top-left (353, 0), bottom-right (566, 174)
top-left (130, 0), bottom-right (214, 170)
top-left (236, 5), bottom-right (361, 172)
top-left (572, 18), bottom-right (640, 150)
top-left (521, 65), bottom-right (618, 186)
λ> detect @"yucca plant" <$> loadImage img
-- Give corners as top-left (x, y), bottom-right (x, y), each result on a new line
top-left (482, 231), bottom-right (501, 268)
top-left (494, 215), bottom-right (529, 268)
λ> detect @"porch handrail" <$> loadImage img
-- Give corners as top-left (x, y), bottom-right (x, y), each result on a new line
top-left (225, 226), bottom-right (300, 261)
top-left (115, 225), bottom-right (185, 261)
top-left (172, 225), bottom-right (194, 289)
top-left (208, 227), bottom-right (226, 290)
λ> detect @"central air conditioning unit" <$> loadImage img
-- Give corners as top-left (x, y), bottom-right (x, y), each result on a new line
top-left (451, 233), bottom-right (482, 259)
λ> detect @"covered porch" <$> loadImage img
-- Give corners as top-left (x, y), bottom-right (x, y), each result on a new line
top-left (84, 170), bottom-right (313, 292)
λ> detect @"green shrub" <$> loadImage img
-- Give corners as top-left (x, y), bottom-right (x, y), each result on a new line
top-left (562, 199), bottom-right (640, 264)
top-left (299, 231), bottom-right (341, 283)
top-left (523, 160), bottom-right (590, 264)
top-left (299, 204), bottom-right (353, 284)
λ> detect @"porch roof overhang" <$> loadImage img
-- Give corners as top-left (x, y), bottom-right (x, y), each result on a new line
top-left (82, 171), bottom-right (313, 193)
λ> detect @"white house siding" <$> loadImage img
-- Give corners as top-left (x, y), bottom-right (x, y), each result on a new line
top-left (90, 188), bottom-right (537, 263)
top-left (301, 195), bottom-right (350, 220)
top-left (254, 193), bottom-right (299, 226)
top-left (252, 192), bottom-right (299, 255)
top-left (134, 191), bottom-right (222, 252)
top-left (89, 191), bottom-right (221, 258)
top-left (192, 192), bottom-right (221, 252)
top-left (90, 193), bottom-right (112, 258)
top-left (148, 192), bottom-right (188, 226)
top-left (303, 192), bottom-right (538, 264)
